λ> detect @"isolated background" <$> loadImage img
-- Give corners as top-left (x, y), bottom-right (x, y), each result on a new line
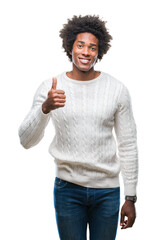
top-left (0, 0), bottom-right (156, 239)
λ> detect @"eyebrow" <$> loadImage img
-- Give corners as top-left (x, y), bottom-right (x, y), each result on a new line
top-left (78, 41), bottom-right (97, 46)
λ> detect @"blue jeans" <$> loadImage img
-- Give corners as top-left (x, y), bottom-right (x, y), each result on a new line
top-left (54, 177), bottom-right (120, 240)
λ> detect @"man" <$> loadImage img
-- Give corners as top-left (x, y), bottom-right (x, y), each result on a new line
top-left (19, 15), bottom-right (138, 240)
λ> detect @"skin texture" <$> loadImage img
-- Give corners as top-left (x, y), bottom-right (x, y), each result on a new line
top-left (120, 200), bottom-right (136, 229)
top-left (67, 32), bottom-right (100, 80)
top-left (42, 77), bottom-right (66, 114)
top-left (42, 32), bottom-right (136, 229)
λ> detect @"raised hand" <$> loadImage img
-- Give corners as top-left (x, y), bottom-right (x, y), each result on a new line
top-left (42, 77), bottom-right (66, 114)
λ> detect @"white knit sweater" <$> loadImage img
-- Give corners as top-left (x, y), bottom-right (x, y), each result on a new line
top-left (18, 71), bottom-right (138, 196)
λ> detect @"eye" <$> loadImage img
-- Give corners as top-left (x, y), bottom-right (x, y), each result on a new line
top-left (78, 44), bottom-right (83, 49)
top-left (91, 47), bottom-right (96, 51)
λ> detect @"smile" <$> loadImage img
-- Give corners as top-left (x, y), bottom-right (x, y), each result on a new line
top-left (79, 58), bottom-right (91, 64)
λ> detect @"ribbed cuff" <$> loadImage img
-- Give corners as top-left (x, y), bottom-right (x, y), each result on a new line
top-left (39, 105), bottom-right (51, 118)
top-left (124, 183), bottom-right (137, 196)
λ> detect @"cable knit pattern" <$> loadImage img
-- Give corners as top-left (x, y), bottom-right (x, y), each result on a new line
top-left (18, 72), bottom-right (138, 196)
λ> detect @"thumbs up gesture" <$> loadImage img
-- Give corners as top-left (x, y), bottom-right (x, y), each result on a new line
top-left (42, 77), bottom-right (66, 114)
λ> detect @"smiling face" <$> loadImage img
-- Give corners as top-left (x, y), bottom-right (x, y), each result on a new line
top-left (71, 32), bottom-right (99, 72)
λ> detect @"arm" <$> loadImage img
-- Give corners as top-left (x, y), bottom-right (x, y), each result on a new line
top-left (114, 85), bottom-right (138, 229)
top-left (18, 78), bottom-right (66, 149)
top-left (18, 81), bottom-right (51, 149)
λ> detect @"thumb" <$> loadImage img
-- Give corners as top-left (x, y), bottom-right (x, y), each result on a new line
top-left (51, 77), bottom-right (57, 90)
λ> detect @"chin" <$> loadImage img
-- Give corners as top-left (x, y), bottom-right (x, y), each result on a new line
top-left (80, 68), bottom-right (91, 72)
top-left (76, 64), bottom-right (93, 72)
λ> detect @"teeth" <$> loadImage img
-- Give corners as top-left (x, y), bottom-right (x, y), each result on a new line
top-left (80, 59), bottom-right (90, 63)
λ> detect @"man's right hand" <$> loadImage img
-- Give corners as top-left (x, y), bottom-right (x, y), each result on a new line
top-left (42, 77), bottom-right (66, 114)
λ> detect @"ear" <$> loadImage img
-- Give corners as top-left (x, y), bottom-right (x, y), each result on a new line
top-left (69, 51), bottom-right (72, 55)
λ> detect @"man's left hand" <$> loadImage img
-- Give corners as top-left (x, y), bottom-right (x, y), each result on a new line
top-left (120, 200), bottom-right (136, 229)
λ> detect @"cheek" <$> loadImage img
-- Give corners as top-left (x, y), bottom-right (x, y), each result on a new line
top-left (72, 50), bottom-right (79, 63)
top-left (92, 54), bottom-right (98, 63)
top-left (94, 54), bottom-right (98, 60)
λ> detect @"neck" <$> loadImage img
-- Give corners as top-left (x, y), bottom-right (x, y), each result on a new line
top-left (67, 64), bottom-right (100, 81)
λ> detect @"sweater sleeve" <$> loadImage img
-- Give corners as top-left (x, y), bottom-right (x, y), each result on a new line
top-left (18, 81), bottom-right (51, 149)
top-left (114, 85), bottom-right (138, 196)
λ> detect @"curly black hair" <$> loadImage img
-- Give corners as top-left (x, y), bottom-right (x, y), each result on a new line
top-left (59, 15), bottom-right (112, 62)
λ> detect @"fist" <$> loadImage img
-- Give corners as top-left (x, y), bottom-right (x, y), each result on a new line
top-left (42, 77), bottom-right (66, 114)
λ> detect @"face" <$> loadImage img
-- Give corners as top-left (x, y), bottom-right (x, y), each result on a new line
top-left (71, 32), bottom-right (99, 72)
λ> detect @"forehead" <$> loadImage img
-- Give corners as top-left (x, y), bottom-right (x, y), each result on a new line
top-left (75, 32), bottom-right (98, 45)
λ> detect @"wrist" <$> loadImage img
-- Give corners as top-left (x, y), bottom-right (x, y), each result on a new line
top-left (125, 195), bottom-right (137, 203)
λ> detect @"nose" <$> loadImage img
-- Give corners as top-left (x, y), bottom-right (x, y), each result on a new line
top-left (82, 47), bottom-right (90, 56)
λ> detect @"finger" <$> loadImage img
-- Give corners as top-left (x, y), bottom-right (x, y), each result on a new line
top-left (120, 212), bottom-right (125, 226)
top-left (127, 216), bottom-right (135, 228)
top-left (54, 98), bottom-right (66, 103)
top-left (122, 217), bottom-right (134, 229)
top-left (52, 93), bottom-right (66, 99)
top-left (55, 90), bottom-right (65, 94)
top-left (52, 77), bottom-right (57, 90)
top-left (54, 102), bottom-right (65, 108)
top-left (121, 220), bottom-right (128, 229)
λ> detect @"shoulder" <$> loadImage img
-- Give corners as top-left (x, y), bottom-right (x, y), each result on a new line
top-left (101, 72), bottom-right (125, 88)
top-left (101, 72), bottom-right (131, 105)
top-left (101, 71), bottom-right (129, 96)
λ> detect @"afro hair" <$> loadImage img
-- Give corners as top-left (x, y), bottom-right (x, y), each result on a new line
top-left (59, 15), bottom-right (113, 62)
